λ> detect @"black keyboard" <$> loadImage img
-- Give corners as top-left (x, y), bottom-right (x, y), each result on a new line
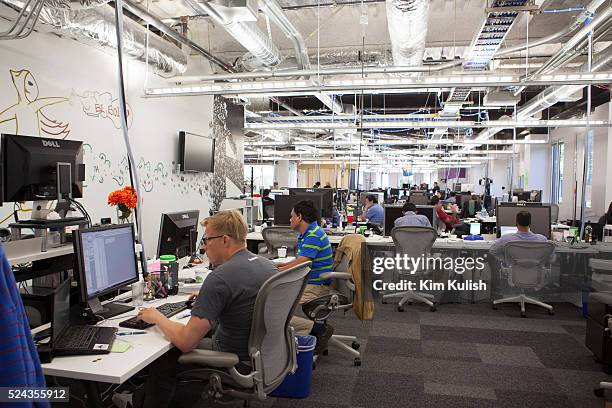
top-left (119, 301), bottom-right (189, 329)
top-left (55, 326), bottom-right (97, 350)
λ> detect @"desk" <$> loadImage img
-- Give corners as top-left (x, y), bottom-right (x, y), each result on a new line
top-left (39, 292), bottom-right (194, 406)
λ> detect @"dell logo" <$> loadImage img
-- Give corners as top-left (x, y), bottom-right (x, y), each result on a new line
top-left (181, 214), bottom-right (189, 219)
top-left (42, 140), bottom-right (61, 148)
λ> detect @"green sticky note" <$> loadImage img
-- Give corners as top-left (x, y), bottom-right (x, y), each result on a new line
top-left (112, 342), bottom-right (131, 353)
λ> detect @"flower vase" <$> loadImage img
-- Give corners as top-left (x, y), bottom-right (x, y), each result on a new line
top-left (116, 204), bottom-right (133, 224)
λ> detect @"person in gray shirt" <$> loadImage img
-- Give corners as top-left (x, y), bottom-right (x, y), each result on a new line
top-left (394, 202), bottom-right (432, 228)
top-left (138, 210), bottom-right (277, 408)
top-left (489, 210), bottom-right (547, 260)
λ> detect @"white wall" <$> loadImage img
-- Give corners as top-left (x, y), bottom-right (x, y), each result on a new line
top-left (549, 101), bottom-right (612, 221)
top-left (0, 26), bottom-right (242, 253)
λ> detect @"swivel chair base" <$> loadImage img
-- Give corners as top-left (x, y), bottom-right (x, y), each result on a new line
top-left (382, 291), bottom-right (436, 312)
top-left (328, 334), bottom-right (361, 366)
top-left (492, 294), bottom-right (554, 318)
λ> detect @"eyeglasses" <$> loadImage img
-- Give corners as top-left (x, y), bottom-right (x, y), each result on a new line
top-left (201, 235), bottom-right (224, 245)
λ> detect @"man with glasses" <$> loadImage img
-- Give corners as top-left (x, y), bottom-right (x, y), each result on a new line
top-left (138, 210), bottom-right (278, 408)
top-left (277, 200), bottom-right (334, 354)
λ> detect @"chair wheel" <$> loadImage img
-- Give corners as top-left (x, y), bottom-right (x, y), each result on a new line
top-left (521, 312), bottom-right (527, 318)
top-left (397, 305), bottom-right (405, 312)
top-left (354, 358), bottom-right (361, 366)
top-left (430, 305), bottom-right (437, 312)
top-left (594, 388), bottom-right (605, 398)
top-left (351, 341), bottom-right (360, 350)
top-left (492, 304), bottom-right (498, 310)
top-left (548, 309), bottom-right (555, 316)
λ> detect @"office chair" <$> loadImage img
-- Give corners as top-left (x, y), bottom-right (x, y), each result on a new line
top-left (492, 241), bottom-right (556, 318)
top-left (550, 203), bottom-right (559, 224)
top-left (382, 226), bottom-right (438, 312)
top-left (177, 262), bottom-right (311, 404)
top-left (301, 253), bottom-right (362, 366)
top-left (261, 226), bottom-right (298, 259)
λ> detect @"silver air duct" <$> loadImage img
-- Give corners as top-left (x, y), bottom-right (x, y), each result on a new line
top-left (0, 0), bottom-right (187, 75)
top-left (386, 0), bottom-right (429, 68)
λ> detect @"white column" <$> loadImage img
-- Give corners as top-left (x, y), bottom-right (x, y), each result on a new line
top-left (274, 161), bottom-right (289, 188)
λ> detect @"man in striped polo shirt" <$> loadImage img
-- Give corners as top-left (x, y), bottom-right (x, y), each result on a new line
top-left (278, 200), bottom-right (334, 351)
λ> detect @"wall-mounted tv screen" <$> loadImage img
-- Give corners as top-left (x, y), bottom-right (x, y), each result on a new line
top-left (179, 131), bottom-right (215, 173)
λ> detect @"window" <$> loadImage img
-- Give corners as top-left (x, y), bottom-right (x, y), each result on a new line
top-left (551, 142), bottom-right (564, 204)
top-left (585, 132), bottom-right (593, 208)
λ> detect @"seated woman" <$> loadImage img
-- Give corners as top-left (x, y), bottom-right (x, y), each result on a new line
top-left (431, 196), bottom-right (459, 232)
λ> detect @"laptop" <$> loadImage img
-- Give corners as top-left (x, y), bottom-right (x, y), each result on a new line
top-left (500, 226), bottom-right (518, 236)
top-left (51, 278), bottom-right (117, 355)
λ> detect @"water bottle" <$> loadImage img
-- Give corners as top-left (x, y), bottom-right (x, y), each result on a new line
top-left (585, 224), bottom-right (593, 243)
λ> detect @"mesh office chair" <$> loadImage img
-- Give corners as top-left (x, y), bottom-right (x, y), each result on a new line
top-left (492, 241), bottom-right (556, 317)
top-left (382, 226), bottom-right (438, 312)
top-left (177, 262), bottom-right (311, 403)
top-left (301, 253), bottom-right (362, 366)
top-left (261, 226), bottom-right (298, 259)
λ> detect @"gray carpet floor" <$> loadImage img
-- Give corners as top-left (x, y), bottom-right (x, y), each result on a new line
top-left (267, 301), bottom-right (608, 408)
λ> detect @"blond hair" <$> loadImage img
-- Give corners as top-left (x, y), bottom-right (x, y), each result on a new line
top-left (202, 210), bottom-right (247, 243)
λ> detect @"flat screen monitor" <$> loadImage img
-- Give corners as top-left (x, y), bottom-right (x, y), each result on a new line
top-left (390, 188), bottom-right (400, 196)
top-left (409, 194), bottom-right (429, 206)
top-left (157, 210), bottom-right (200, 258)
top-left (73, 224), bottom-right (139, 318)
top-left (500, 226), bottom-right (518, 236)
top-left (470, 223), bottom-right (481, 235)
top-left (274, 194), bottom-right (322, 226)
top-left (1, 133), bottom-right (85, 203)
top-left (496, 203), bottom-right (551, 239)
top-left (383, 206), bottom-right (404, 236)
top-left (178, 131), bottom-right (215, 173)
top-left (289, 188), bottom-right (333, 217)
top-left (415, 205), bottom-right (435, 227)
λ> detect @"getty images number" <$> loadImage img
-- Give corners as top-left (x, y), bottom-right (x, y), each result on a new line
top-left (7, 388), bottom-right (66, 400)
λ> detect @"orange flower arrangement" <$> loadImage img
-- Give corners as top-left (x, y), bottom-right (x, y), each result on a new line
top-left (108, 186), bottom-right (137, 217)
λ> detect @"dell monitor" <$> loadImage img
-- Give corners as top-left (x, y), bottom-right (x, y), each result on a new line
top-left (496, 202), bottom-right (551, 239)
top-left (1, 133), bottom-right (85, 204)
top-left (178, 131), bottom-right (215, 173)
top-left (73, 224), bottom-right (139, 318)
top-left (274, 194), bottom-right (322, 226)
top-left (289, 188), bottom-right (333, 218)
top-left (157, 210), bottom-right (200, 259)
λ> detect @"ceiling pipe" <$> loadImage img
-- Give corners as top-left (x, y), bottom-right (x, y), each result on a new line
top-left (167, 59), bottom-right (463, 82)
top-left (121, 0), bottom-right (233, 72)
top-left (386, 0), bottom-right (429, 68)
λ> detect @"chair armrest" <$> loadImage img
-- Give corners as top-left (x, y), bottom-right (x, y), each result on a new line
top-left (320, 272), bottom-right (352, 280)
top-left (178, 349), bottom-right (240, 368)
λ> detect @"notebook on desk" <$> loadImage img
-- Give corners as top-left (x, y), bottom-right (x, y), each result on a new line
top-left (50, 279), bottom-right (116, 356)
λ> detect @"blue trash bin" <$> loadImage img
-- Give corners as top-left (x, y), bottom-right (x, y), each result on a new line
top-left (270, 335), bottom-right (316, 399)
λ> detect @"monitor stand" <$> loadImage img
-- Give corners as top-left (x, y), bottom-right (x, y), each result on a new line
top-left (88, 297), bottom-right (134, 319)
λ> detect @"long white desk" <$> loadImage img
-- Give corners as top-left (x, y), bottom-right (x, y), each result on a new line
top-left (5, 238), bottom-right (74, 265)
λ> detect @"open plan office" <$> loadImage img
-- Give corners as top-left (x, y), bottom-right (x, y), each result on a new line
top-left (1, 0), bottom-right (612, 407)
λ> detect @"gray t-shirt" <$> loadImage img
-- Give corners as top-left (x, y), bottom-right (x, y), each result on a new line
top-left (191, 249), bottom-right (277, 360)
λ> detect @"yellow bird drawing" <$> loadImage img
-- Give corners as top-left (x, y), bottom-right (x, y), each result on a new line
top-left (0, 69), bottom-right (70, 138)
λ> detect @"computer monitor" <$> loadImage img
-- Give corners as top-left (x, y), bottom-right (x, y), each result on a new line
top-left (274, 194), bottom-right (322, 226)
top-left (157, 210), bottom-right (200, 259)
top-left (415, 205), bottom-right (436, 227)
top-left (496, 203), bottom-right (551, 239)
top-left (383, 205), bottom-right (404, 236)
top-left (500, 226), bottom-right (518, 236)
top-left (390, 188), bottom-right (400, 197)
top-left (289, 188), bottom-right (333, 218)
top-left (1, 133), bottom-right (85, 204)
top-left (409, 194), bottom-right (429, 206)
top-left (470, 223), bottom-right (481, 235)
top-left (178, 131), bottom-right (215, 173)
top-left (73, 224), bottom-right (139, 318)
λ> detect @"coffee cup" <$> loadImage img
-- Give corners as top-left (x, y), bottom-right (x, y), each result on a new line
top-left (278, 246), bottom-right (287, 258)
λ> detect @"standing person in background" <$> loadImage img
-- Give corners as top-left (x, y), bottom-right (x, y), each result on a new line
top-left (0, 242), bottom-right (49, 408)
top-left (432, 182), bottom-right (440, 194)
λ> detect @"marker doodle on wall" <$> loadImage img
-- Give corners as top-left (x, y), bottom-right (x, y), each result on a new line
top-left (77, 91), bottom-right (134, 129)
top-left (0, 69), bottom-right (70, 137)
